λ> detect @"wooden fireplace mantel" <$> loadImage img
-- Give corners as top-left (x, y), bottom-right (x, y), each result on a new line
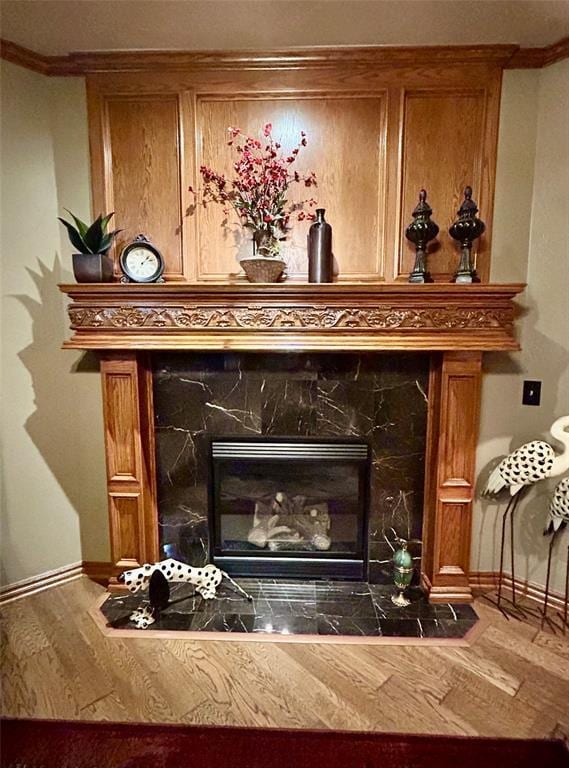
top-left (59, 282), bottom-right (524, 352)
top-left (59, 281), bottom-right (525, 603)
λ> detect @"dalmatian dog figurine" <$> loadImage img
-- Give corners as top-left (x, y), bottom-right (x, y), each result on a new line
top-left (117, 558), bottom-right (252, 629)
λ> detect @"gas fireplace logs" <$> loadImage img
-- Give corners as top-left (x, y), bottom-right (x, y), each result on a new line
top-left (247, 492), bottom-right (332, 551)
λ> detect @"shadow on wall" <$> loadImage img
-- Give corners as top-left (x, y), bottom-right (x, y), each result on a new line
top-left (475, 293), bottom-right (569, 586)
top-left (13, 255), bottom-right (104, 563)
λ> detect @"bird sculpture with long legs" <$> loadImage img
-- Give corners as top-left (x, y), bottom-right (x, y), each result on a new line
top-left (542, 476), bottom-right (569, 631)
top-left (483, 415), bottom-right (569, 616)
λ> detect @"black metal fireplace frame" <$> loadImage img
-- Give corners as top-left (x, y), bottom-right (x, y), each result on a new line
top-left (208, 435), bottom-right (371, 580)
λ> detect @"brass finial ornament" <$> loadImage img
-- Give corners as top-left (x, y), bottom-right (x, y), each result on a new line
top-left (405, 189), bottom-right (439, 284)
top-left (449, 186), bottom-right (485, 284)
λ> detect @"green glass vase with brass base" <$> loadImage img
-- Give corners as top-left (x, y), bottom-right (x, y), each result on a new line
top-left (392, 539), bottom-right (414, 607)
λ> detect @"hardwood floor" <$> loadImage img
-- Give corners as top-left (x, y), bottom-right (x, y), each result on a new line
top-left (1, 577), bottom-right (568, 739)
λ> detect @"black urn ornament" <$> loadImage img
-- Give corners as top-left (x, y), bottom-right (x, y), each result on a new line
top-left (449, 186), bottom-right (485, 283)
top-left (308, 208), bottom-right (333, 283)
top-left (405, 189), bottom-right (439, 283)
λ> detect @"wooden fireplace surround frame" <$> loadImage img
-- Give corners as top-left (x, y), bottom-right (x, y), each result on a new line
top-left (60, 281), bottom-right (524, 603)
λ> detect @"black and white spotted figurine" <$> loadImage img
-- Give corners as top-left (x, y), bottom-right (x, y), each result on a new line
top-left (118, 559), bottom-right (252, 629)
top-left (544, 476), bottom-right (569, 535)
top-left (484, 415), bottom-right (569, 497)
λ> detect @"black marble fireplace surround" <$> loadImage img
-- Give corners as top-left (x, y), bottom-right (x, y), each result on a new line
top-left (153, 352), bottom-right (429, 585)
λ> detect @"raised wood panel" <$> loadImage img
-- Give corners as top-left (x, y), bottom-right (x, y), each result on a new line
top-left (437, 503), bottom-right (466, 571)
top-left (109, 493), bottom-right (143, 567)
top-left (100, 354), bottom-right (159, 577)
top-left (196, 94), bottom-right (387, 281)
top-left (423, 351), bottom-right (482, 602)
top-left (102, 372), bottom-right (137, 481)
top-left (102, 95), bottom-right (185, 278)
top-left (443, 375), bottom-right (481, 482)
top-left (398, 90), bottom-right (487, 281)
top-left (86, 61), bottom-right (502, 283)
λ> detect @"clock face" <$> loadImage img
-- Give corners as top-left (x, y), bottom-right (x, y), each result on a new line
top-left (125, 246), bottom-right (160, 280)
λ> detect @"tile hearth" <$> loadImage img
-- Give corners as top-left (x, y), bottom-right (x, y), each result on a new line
top-left (100, 581), bottom-right (478, 639)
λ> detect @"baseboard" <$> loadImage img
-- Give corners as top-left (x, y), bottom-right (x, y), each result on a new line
top-left (0, 561), bottom-right (83, 605)
top-left (469, 571), bottom-right (567, 611)
top-left (82, 560), bottom-right (115, 585)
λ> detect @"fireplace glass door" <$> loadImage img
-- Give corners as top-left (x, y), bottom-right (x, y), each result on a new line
top-left (210, 438), bottom-right (369, 579)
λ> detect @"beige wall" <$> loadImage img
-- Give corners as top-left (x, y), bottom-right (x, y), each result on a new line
top-left (0, 61), bottom-right (108, 586)
top-left (474, 60), bottom-right (569, 595)
top-left (1, 57), bottom-right (567, 592)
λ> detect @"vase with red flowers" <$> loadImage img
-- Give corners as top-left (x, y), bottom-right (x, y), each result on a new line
top-left (193, 123), bottom-right (317, 283)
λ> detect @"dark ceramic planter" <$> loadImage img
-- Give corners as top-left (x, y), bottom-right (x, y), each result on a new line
top-left (72, 252), bottom-right (114, 283)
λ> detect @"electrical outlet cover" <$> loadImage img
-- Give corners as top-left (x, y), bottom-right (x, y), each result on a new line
top-left (522, 380), bottom-right (541, 406)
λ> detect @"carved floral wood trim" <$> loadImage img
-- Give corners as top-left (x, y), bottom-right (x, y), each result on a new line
top-left (68, 305), bottom-right (513, 332)
top-left (59, 283), bottom-right (524, 352)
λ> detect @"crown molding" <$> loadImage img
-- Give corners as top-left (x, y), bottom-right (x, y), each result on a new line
top-left (2, 37), bottom-right (568, 77)
top-left (506, 35), bottom-right (569, 68)
top-left (0, 38), bottom-right (78, 75)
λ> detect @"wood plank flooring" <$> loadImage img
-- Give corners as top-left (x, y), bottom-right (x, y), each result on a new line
top-left (1, 577), bottom-right (568, 739)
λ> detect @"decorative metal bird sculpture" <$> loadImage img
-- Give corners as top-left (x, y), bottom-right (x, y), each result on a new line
top-left (485, 416), bottom-right (569, 497)
top-left (483, 415), bottom-right (569, 613)
top-left (544, 476), bottom-right (569, 535)
top-left (542, 476), bottom-right (569, 631)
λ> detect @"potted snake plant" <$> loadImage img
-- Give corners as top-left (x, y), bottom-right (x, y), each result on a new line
top-left (58, 210), bottom-right (121, 282)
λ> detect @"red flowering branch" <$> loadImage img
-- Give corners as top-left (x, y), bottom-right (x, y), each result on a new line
top-left (189, 124), bottom-right (317, 254)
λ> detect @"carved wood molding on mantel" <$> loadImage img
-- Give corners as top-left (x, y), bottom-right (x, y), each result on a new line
top-left (59, 282), bottom-right (525, 352)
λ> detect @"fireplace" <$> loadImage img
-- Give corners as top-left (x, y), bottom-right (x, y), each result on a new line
top-left (153, 351), bottom-right (429, 585)
top-left (60, 281), bottom-right (524, 602)
top-left (210, 437), bottom-right (370, 579)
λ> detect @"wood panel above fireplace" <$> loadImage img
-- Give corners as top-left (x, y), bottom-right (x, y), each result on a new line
top-left (85, 50), bottom-right (504, 283)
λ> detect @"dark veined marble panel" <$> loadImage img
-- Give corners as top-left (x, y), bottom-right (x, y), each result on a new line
top-left (153, 352), bottom-right (429, 584)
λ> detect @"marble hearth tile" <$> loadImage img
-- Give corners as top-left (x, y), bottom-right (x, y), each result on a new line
top-left (155, 352), bottom-right (228, 375)
top-left (155, 429), bottom-right (203, 489)
top-left (149, 612), bottom-right (195, 632)
top-left (315, 380), bottom-right (375, 437)
top-left (154, 375), bottom-right (212, 432)
top-left (314, 352), bottom-right (386, 381)
top-left (203, 374), bottom-right (262, 435)
top-left (378, 618), bottom-right (425, 638)
top-left (99, 579), bottom-right (478, 638)
top-left (316, 589), bottom-right (378, 618)
top-left (190, 612), bottom-right (255, 632)
top-left (196, 595), bottom-right (257, 615)
top-left (432, 603), bottom-right (478, 621)
top-left (261, 378), bottom-right (318, 435)
top-left (252, 615), bottom-right (319, 635)
top-left (369, 489), bottom-right (424, 544)
top-left (239, 352), bottom-right (319, 378)
top-left (375, 353), bottom-right (430, 387)
top-left (245, 580), bottom-right (317, 615)
top-left (316, 615), bottom-right (382, 636)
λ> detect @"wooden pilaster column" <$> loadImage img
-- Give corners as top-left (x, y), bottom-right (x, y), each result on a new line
top-left (422, 351), bottom-right (482, 603)
top-left (100, 352), bottom-right (159, 590)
